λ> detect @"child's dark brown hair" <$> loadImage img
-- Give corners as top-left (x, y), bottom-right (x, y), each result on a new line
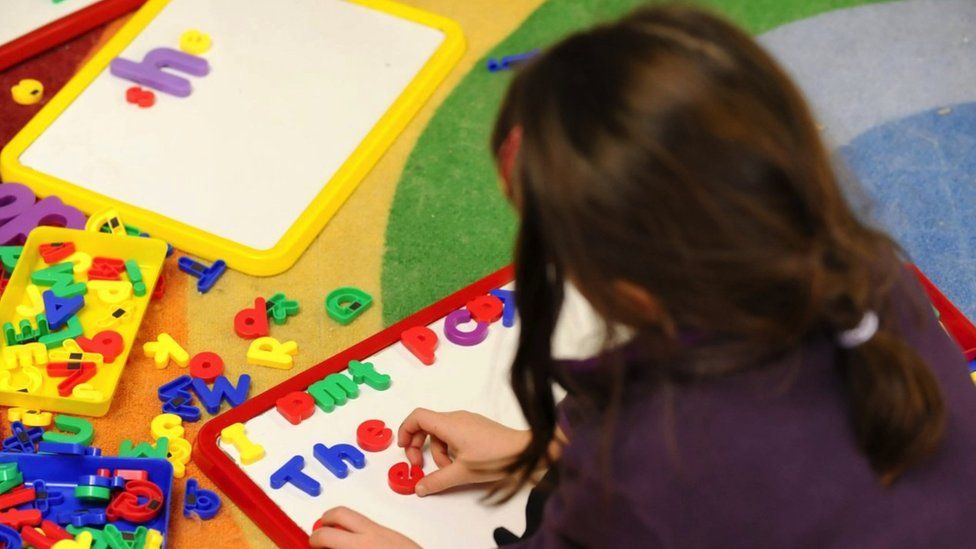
top-left (491, 4), bottom-right (945, 494)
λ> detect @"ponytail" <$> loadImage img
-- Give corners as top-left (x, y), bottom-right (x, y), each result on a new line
top-left (837, 316), bottom-right (946, 485)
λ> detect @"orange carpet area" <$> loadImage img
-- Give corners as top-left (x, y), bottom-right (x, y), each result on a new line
top-left (0, 2), bottom-right (541, 547)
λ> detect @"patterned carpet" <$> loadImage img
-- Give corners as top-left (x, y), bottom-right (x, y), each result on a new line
top-left (0, 0), bottom-right (962, 546)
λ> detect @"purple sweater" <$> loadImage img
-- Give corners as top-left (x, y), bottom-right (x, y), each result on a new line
top-left (518, 274), bottom-right (976, 547)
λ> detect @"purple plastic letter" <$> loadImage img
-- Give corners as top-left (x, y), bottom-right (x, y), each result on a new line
top-left (110, 47), bottom-right (210, 98)
top-left (443, 309), bottom-right (489, 346)
top-left (0, 183), bottom-right (86, 245)
top-left (0, 183), bottom-right (36, 225)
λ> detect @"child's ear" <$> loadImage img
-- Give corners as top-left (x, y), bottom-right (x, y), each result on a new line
top-left (497, 125), bottom-right (523, 207)
top-left (497, 173), bottom-right (515, 205)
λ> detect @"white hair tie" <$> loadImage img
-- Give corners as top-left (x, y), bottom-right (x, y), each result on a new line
top-left (837, 311), bottom-right (879, 349)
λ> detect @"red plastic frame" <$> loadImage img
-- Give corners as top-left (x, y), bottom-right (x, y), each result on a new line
top-left (193, 264), bottom-right (976, 548)
top-left (908, 264), bottom-right (976, 360)
top-left (193, 266), bottom-right (514, 549)
top-left (0, 0), bottom-right (146, 72)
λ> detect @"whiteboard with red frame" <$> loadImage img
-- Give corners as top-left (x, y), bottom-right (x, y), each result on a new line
top-left (193, 266), bottom-right (610, 549)
top-left (193, 264), bottom-right (976, 548)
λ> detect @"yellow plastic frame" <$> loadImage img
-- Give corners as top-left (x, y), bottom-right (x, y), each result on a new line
top-left (0, 227), bottom-right (166, 416)
top-left (0, 0), bottom-right (465, 276)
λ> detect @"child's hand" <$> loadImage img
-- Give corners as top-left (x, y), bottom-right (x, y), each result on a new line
top-left (397, 408), bottom-right (531, 496)
top-left (309, 507), bottom-right (419, 549)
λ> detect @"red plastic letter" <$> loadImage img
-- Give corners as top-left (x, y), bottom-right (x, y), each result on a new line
top-left (106, 480), bottom-right (164, 523)
top-left (466, 295), bottom-right (504, 324)
top-left (356, 419), bottom-right (392, 452)
top-left (234, 298), bottom-right (269, 339)
top-left (151, 272), bottom-right (166, 301)
top-left (0, 486), bottom-right (34, 510)
top-left (113, 469), bottom-right (149, 481)
top-left (20, 519), bottom-right (71, 548)
top-left (275, 391), bottom-right (315, 425)
top-left (76, 331), bottom-right (124, 363)
top-left (387, 462), bottom-right (424, 495)
top-left (189, 352), bottom-right (224, 382)
top-left (88, 257), bottom-right (125, 281)
top-left (39, 242), bottom-right (75, 264)
top-left (401, 326), bottom-right (438, 365)
top-left (0, 507), bottom-right (41, 529)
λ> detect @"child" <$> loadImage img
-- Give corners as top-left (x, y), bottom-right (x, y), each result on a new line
top-left (311, 4), bottom-right (976, 547)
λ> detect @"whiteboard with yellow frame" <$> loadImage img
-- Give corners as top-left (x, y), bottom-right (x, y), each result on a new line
top-left (0, 0), bottom-right (464, 276)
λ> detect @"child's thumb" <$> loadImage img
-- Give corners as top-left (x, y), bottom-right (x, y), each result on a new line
top-left (415, 464), bottom-right (466, 497)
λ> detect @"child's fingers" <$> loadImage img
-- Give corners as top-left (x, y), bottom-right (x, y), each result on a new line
top-left (408, 430), bottom-right (426, 453)
top-left (405, 444), bottom-right (424, 467)
top-left (309, 527), bottom-right (357, 549)
top-left (398, 408), bottom-right (451, 448)
top-left (430, 435), bottom-right (452, 469)
top-left (415, 463), bottom-right (467, 497)
top-left (318, 506), bottom-right (374, 533)
top-left (397, 408), bottom-right (428, 446)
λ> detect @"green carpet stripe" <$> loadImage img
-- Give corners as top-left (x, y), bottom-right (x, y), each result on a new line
top-left (381, 0), bottom-right (891, 325)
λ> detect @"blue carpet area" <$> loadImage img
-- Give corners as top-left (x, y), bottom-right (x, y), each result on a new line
top-left (840, 103), bottom-right (976, 318)
top-left (761, 0), bottom-right (976, 317)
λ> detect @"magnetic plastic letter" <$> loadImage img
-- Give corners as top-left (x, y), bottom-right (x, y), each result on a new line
top-left (118, 437), bottom-right (168, 459)
top-left (177, 257), bottom-right (226, 293)
top-left (466, 295), bottom-right (504, 324)
top-left (76, 331), bottom-right (124, 363)
top-left (48, 341), bottom-right (102, 368)
top-left (167, 437), bottom-right (192, 478)
top-left (346, 360), bottom-right (391, 391)
top-left (325, 287), bottom-right (373, 325)
top-left (312, 443), bottom-right (365, 479)
top-left (490, 288), bottom-right (517, 328)
top-left (388, 462), bottom-right (424, 495)
top-left (0, 524), bottom-right (21, 549)
top-left (124, 260), bottom-right (146, 297)
top-left (234, 298), bottom-right (269, 339)
top-left (7, 408), bottom-right (51, 427)
top-left (308, 374), bottom-right (359, 413)
top-left (443, 309), bottom-right (489, 346)
top-left (150, 413), bottom-right (184, 441)
top-left (188, 352), bottom-right (224, 382)
top-left (267, 293), bottom-right (300, 326)
top-left (84, 208), bottom-right (126, 236)
top-left (220, 423), bottom-right (265, 465)
top-left (143, 333), bottom-right (189, 369)
top-left (16, 285), bottom-right (44, 317)
top-left (0, 247), bottom-right (21, 274)
top-left (0, 184), bottom-right (85, 246)
top-left (269, 456), bottom-right (320, 497)
top-left (183, 478), bottom-right (221, 519)
top-left (53, 530), bottom-right (93, 549)
top-left (21, 519), bottom-right (71, 548)
top-left (401, 326), bottom-right (438, 365)
top-left (31, 263), bottom-right (85, 298)
top-left (2, 343), bottom-right (47, 370)
top-left (87, 280), bottom-right (132, 304)
top-left (190, 374), bottom-right (251, 414)
top-left (38, 316), bottom-right (82, 349)
top-left (40, 242), bottom-right (76, 264)
top-left (162, 395), bottom-right (200, 422)
top-left (42, 415), bottom-right (94, 445)
top-left (247, 337), bottom-right (298, 369)
top-left (110, 47), bottom-right (210, 97)
top-left (276, 391), bottom-right (315, 425)
top-left (356, 420), bottom-right (393, 452)
top-left (42, 291), bottom-right (84, 330)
